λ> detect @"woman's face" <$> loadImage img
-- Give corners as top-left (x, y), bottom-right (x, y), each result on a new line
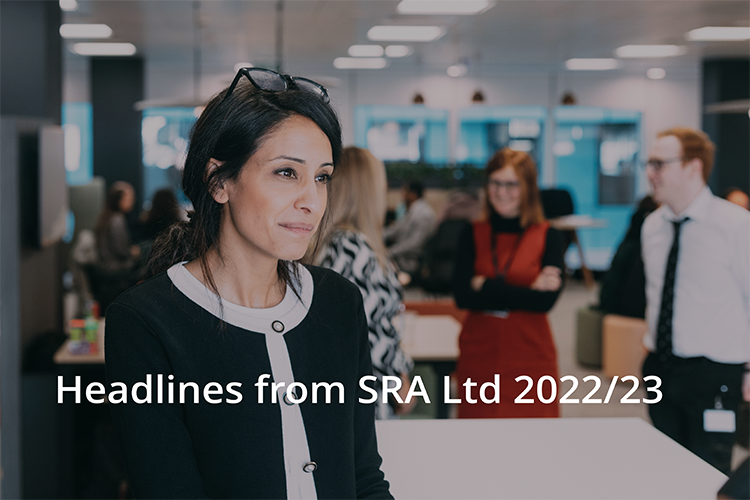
top-left (487, 165), bottom-right (522, 218)
top-left (119, 188), bottom-right (135, 213)
top-left (213, 115), bottom-right (333, 265)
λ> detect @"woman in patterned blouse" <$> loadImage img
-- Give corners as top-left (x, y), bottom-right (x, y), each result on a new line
top-left (314, 146), bottom-right (415, 419)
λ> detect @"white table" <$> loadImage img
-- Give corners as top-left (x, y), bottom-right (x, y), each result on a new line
top-left (399, 313), bottom-right (461, 362)
top-left (376, 417), bottom-right (727, 499)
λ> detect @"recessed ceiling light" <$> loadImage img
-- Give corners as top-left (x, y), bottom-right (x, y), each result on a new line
top-left (565, 58), bottom-right (619, 71)
top-left (647, 68), bottom-right (666, 80)
top-left (686, 26), bottom-right (750, 41)
top-left (72, 43), bottom-right (137, 56)
top-left (348, 45), bottom-right (384, 57)
top-left (60, 24), bottom-right (113, 39)
top-left (397, 0), bottom-right (493, 15)
top-left (385, 45), bottom-right (412, 58)
top-left (615, 45), bottom-right (686, 58)
top-left (333, 57), bottom-right (388, 69)
top-left (367, 26), bottom-right (445, 42)
top-left (59, 0), bottom-right (78, 11)
top-left (447, 64), bottom-right (467, 77)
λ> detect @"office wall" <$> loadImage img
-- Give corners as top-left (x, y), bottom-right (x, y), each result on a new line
top-left (137, 64), bottom-right (701, 163)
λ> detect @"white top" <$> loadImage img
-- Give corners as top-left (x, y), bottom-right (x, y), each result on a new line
top-left (167, 262), bottom-right (318, 500)
top-left (641, 187), bottom-right (750, 363)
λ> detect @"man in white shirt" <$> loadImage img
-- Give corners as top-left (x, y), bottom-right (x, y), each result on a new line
top-left (641, 127), bottom-right (750, 474)
top-left (384, 181), bottom-right (436, 278)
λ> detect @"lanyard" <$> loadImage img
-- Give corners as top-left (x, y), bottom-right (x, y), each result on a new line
top-left (491, 229), bottom-right (526, 281)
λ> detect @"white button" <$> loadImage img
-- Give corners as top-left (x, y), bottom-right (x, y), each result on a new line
top-left (283, 390), bottom-right (296, 405)
top-left (272, 320), bottom-right (285, 333)
top-left (302, 461), bottom-right (317, 473)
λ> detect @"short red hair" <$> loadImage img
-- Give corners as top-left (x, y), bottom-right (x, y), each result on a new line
top-left (657, 127), bottom-right (715, 183)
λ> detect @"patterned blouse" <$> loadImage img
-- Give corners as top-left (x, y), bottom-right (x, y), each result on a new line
top-left (319, 229), bottom-right (414, 419)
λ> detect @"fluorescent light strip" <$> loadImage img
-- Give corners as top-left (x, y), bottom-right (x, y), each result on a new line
top-left (368, 26), bottom-right (445, 42)
top-left (647, 68), bottom-right (666, 80)
top-left (397, 0), bottom-right (492, 15)
top-left (348, 45), bottom-right (384, 57)
top-left (59, 0), bottom-right (78, 11)
top-left (60, 23), bottom-right (113, 39)
top-left (687, 26), bottom-right (750, 41)
top-left (385, 45), bottom-right (412, 57)
top-left (615, 45), bottom-right (686, 58)
top-left (72, 43), bottom-right (137, 56)
top-left (565, 58), bottom-right (619, 71)
top-left (333, 57), bottom-right (387, 69)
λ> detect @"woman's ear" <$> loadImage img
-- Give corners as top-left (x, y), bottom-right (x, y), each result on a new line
top-left (206, 159), bottom-right (229, 204)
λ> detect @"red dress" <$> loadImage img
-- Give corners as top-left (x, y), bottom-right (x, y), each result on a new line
top-left (455, 220), bottom-right (560, 418)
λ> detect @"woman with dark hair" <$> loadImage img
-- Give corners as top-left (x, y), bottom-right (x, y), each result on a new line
top-left (92, 181), bottom-right (141, 312)
top-left (139, 188), bottom-right (182, 241)
top-left (105, 68), bottom-right (392, 499)
top-left (95, 181), bottom-right (138, 273)
top-left (453, 148), bottom-right (565, 419)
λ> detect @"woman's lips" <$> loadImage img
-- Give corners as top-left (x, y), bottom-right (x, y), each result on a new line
top-left (279, 223), bottom-right (314, 234)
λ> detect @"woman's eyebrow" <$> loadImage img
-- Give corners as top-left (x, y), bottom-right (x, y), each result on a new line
top-left (270, 155), bottom-right (333, 168)
top-left (270, 155), bottom-right (306, 164)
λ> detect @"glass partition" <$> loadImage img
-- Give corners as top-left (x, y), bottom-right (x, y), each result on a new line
top-left (457, 105), bottom-right (546, 173)
top-left (553, 106), bottom-right (643, 269)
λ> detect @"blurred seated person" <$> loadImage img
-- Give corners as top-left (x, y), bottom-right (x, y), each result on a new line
top-left (92, 181), bottom-right (141, 313)
top-left (139, 188), bottom-right (182, 241)
top-left (383, 181), bottom-right (436, 282)
top-left (597, 195), bottom-right (658, 318)
top-left (722, 186), bottom-right (749, 211)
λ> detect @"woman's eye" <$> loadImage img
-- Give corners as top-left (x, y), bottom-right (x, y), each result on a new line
top-left (315, 172), bottom-right (332, 184)
top-left (276, 168), bottom-right (297, 179)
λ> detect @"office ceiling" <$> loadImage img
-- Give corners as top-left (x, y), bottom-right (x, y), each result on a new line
top-left (63, 0), bottom-right (749, 77)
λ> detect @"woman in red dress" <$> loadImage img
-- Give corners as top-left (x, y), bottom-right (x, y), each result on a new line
top-left (453, 148), bottom-right (565, 418)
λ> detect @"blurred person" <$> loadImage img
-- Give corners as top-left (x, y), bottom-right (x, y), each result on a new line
top-left (383, 180), bottom-right (436, 280)
top-left (722, 186), bottom-right (749, 211)
top-left (453, 148), bottom-right (565, 418)
top-left (313, 146), bottom-right (415, 419)
top-left (92, 181), bottom-right (141, 312)
top-left (139, 188), bottom-right (182, 241)
top-left (95, 181), bottom-right (139, 272)
top-left (641, 127), bottom-right (750, 474)
top-left (597, 194), bottom-right (659, 318)
top-left (106, 67), bottom-right (391, 498)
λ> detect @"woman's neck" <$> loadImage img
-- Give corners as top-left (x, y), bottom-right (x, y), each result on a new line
top-left (185, 247), bottom-right (285, 309)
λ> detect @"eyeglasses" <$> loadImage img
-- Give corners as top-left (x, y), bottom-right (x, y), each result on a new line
top-left (487, 180), bottom-right (521, 190)
top-left (224, 67), bottom-right (330, 103)
top-left (642, 157), bottom-right (685, 172)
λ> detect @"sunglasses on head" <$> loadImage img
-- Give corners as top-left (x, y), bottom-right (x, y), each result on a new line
top-left (224, 67), bottom-right (330, 103)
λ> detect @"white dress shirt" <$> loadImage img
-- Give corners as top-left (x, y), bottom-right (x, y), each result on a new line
top-left (641, 186), bottom-right (750, 363)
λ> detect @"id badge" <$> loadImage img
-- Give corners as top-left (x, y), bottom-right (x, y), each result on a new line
top-left (703, 409), bottom-right (736, 433)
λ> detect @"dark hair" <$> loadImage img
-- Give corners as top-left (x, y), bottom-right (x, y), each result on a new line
top-left (142, 188), bottom-right (181, 240)
top-left (94, 181), bottom-right (133, 245)
top-left (407, 181), bottom-right (424, 198)
top-left (149, 78), bottom-right (342, 299)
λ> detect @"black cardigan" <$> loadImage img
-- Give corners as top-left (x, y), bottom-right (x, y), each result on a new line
top-left (453, 215), bottom-right (565, 313)
top-left (105, 266), bottom-right (392, 499)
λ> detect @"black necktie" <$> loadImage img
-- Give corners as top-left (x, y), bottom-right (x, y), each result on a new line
top-left (656, 217), bottom-right (689, 360)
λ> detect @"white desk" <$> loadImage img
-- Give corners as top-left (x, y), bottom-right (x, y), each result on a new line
top-left (400, 314), bottom-right (461, 362)
top-left (376, 418), bottom-right (727, 499)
